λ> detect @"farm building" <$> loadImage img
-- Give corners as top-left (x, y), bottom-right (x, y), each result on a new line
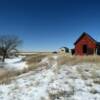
top-left (74, 32), bottom-right (100, 55)
top-left (59, 47), bottom-right (69, 54)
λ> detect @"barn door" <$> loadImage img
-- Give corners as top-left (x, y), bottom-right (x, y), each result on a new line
top-left (83, 45), bottom-right (88, 54)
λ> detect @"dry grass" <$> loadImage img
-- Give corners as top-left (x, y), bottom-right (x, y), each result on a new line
top-left (26, 53), bottom-right (52, 70)
top-left (0, 68), bottom-right (29, 84)
top-left (57, 54), bottom-right (100, 66)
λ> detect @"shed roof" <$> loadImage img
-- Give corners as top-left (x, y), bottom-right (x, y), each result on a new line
top-left (60, 47), bottom-right (69, 49)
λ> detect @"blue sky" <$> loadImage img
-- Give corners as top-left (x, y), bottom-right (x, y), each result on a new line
top-left (0, 0), bottom-right (100, 51)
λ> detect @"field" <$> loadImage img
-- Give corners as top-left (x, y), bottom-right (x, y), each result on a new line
top-left (0, 53), bottom-right (100, 100)
top-left (0, 52), bottom-right (50, 84)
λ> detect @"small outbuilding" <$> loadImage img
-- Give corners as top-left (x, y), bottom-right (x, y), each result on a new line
top-left (59, 47), bottom-right (69, 54)
top-left (74, 32), bottom-right (100, 55)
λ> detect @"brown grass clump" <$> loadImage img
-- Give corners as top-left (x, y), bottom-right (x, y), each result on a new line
top-left (0, 68), bottom-right (29, 84)
top-left (56, 54), bottom-right (100, 66)
top-left (26, 53), bottom-right (50, 70)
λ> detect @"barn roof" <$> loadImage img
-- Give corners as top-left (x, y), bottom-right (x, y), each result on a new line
top-left (74, 32), bottom-right (97, 45)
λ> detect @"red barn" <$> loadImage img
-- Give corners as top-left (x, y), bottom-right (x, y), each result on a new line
top-left (74, 32), bottom-right (100, 55)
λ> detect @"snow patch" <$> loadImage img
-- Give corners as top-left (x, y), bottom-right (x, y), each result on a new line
top-left (0, 56), bottom-right (28, 70)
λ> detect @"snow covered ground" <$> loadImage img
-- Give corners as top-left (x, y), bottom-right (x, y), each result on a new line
top-left (0, 56), bottom-right (28, 70)
top-left (0, 55), bottom-right (100, 100)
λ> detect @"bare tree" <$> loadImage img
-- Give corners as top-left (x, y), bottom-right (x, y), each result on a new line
top-left (0, 35), bottom-right (22, 62)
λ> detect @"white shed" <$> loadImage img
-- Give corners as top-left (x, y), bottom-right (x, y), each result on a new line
top-left (59, 47), bottom-right (69, 53)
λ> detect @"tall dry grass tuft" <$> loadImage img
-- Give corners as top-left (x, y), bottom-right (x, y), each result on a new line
top-left (26, 54), bottom-right (49, 70)
top-left (0, 68), bottom-right (29, 84)
top-left (56, 54), bottom-right (100, 66)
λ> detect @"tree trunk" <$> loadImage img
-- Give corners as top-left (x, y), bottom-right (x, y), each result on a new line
top-left (2, 53), bottom-right (6, 62)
